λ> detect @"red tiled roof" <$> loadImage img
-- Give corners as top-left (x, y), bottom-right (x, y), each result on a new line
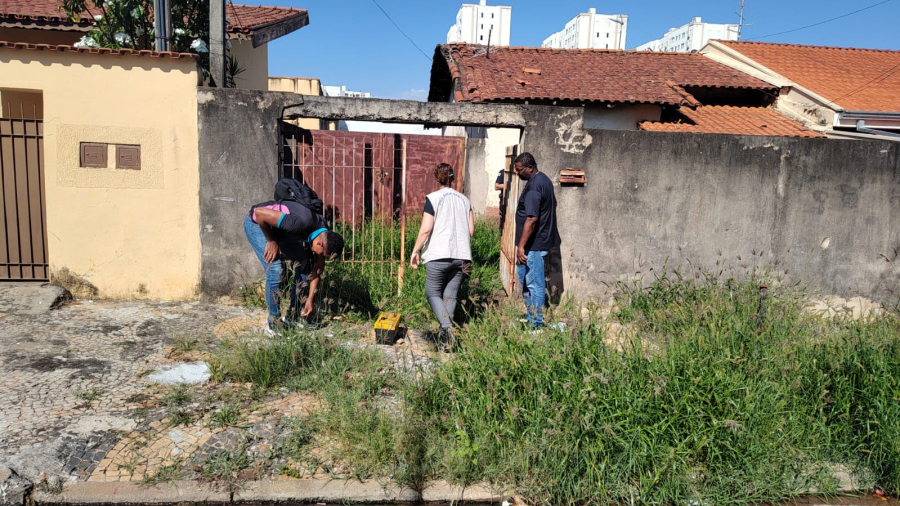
top-left (639, 105), bottom-right (823, 137)
top-left (226, 3), bottom-right (306, 34)
top-left (0, 40), bottom-right (199, 61)
top-left (718, 41), bottom-right (900, 113)
top-left (0, 0), bottom-right (307, 35)
top-left (432, 44), bottom-right (777, 106)
top-left (0, 0), bottom-right (94, 25)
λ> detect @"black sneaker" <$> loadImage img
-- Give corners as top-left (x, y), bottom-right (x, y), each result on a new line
top-left (439, 327), bottom-right (455, 353)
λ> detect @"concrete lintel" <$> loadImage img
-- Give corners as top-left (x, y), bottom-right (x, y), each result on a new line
top-left (250, 12), bottom-right (310, 48)
top-left (283, 96), bottom-right (527, 128)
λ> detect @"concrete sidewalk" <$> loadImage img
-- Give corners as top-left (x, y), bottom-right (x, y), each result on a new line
top-left (0, 285), bottom-right (456, 506)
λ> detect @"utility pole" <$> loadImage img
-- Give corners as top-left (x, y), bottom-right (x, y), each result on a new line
top-left (210, 0), bottom-right (226, 87)
top-left (738, 0), bottom-right (745, 39)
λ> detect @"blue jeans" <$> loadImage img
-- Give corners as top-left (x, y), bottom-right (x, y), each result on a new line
top-left (517, 250), bottom-right (548, 329)
top-left (243, 216), bottom-right (307, 325)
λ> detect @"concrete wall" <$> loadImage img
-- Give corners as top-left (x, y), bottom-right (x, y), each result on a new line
top-left (268, 76), bottom-right (326, 130)
top-left (230, 40), bottom-right (268, 91)
top-left (583, 104), bottom-right (661, 130)
top-left (459, 126), bottom-right (520, 215)
top-left (197, 88), bottom-right (303, 297)
top-left (198, 90), bottom-right (529, 296)
top-left (518, 106), bottom-right (900, 303)
top-left (0, 47), bottom-right (202, 299)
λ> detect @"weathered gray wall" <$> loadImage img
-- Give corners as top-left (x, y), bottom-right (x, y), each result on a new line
top-left (519, 107), bottom-right (900, 302)
top-left (199, 90), bottom-right (899, 303)
top-left (197, 89), bottom-right (530, 297)
top-left (198, 89), bottom-right (303, 297)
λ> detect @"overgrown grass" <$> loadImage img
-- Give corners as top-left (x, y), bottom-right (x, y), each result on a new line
top-left (227, 216), bottom-right (900, 505)
top-left (256, 216), bottom-right (503, 329)
top-left (406, 277), bottom-right (900, 506)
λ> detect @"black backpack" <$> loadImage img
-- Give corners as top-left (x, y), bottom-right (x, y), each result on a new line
top-left (274, 177), bottom-right (324, 216)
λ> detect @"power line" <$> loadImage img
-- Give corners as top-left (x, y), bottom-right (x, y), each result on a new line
top-left (746, 0), bottom-right (892, 40)
top-left (828, 60), bottom-right (900, 105)
top-left (369, 0), bottom-right (432, 61)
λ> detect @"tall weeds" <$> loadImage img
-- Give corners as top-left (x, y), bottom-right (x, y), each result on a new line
top-left (408, 277), bottom-right (900, 506)
top-left (316, 216), bottom-right (502, 327)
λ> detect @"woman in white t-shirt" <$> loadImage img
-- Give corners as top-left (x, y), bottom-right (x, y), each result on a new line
top-left (410, 163), bottom-right (475, 348)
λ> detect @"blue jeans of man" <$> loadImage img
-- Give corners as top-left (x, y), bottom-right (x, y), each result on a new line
top-left (517, 250), bottom-right (548, 329)
top-left (243, 216), bottom-right (307, 325)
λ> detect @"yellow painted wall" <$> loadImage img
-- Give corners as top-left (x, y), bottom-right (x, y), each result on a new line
top-left (230, 39), bottom-right (268, 91)
top-left (0, 47), bottom-right (202, 300)
top-left (267, 76), bottom-right (327, 130)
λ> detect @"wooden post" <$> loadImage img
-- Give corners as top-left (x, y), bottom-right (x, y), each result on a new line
top-left (397, 139), bottom-right (407, 296)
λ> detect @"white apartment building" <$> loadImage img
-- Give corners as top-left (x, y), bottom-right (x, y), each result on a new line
top-left (446, 0), bottom-right (511, 46)
top-left (636, 17), bottom-right (738, 52)
top-left (323, 85), bottom-right (371, 98)
top-left (541, 8), bottom-right (627, 50)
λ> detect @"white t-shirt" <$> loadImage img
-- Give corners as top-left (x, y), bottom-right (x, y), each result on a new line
top-left (421, 187), bottom-right (472, 263)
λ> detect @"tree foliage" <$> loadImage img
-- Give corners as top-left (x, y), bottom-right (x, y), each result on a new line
top-left (61, 0), bottom-right (209, 52)
top-left (59, 0), bottom-right (242, 86)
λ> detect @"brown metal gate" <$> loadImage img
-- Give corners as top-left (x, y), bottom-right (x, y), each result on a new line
top-left (0, 117), bottom-right (48, 280)
top-left (279, 125), bottom-right (465, 302)
top-left (499, 145), bottom-right (520, 295)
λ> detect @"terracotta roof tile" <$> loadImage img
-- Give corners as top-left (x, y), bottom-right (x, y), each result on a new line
top-left (719, 41), bottom-right (900, 113)
top-left (639, 105), bottom-right (822, 137)
top-left (0, 0), bottom-right (306, 35)
top-left (433, 44), bottom-right (776, 106)
top-left (0, 40), bottom-right (199, 61)
top-left (225, 3), bottom-right (306, 34)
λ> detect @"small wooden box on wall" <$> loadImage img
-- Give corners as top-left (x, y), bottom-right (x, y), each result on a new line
top-left (560, 170), bottom-right (585, 185)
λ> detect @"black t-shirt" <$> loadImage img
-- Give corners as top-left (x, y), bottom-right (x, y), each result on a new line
top-left (248, 200), bottom-right (327, 262)
top-left (495, 170), bottom-right (505, 204)
top-left (514, 172), bottom-right (561, 252)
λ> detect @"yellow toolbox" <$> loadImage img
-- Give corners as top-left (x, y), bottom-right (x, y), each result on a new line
top-left (374, 312), bottom-right (402, 345)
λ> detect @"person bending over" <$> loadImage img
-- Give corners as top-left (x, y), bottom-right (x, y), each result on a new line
top-left (244, 199), bottom-right (344, 335)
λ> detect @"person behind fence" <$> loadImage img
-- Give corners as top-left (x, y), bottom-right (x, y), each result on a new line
top-left (244, 199), bottom-right (345, 336)
top-left (410, 163), bottom-right (474, 348)
top-left (513, 152), bottom-right (561, 330)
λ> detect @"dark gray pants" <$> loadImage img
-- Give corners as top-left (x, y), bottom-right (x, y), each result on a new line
top-left (425, 259), bottom-right (471, 329)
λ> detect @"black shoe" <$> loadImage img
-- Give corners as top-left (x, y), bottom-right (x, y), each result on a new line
top-left (439, 327), bottom-right (455, 353)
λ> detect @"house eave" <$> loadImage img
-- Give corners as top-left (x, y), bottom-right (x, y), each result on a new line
top-left (835, 110), bottom-right (900, 131)
top-left (247, 11), bottom-right (309, 48)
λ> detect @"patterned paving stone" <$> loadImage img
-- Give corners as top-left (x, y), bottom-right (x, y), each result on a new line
top-left (1, 296), bottom-right (438, 487)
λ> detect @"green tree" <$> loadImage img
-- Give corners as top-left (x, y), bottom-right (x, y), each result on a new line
top-left (60, 0), bottom-right (240, 87)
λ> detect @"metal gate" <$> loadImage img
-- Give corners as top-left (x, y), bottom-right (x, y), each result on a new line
top-left (279, 124), bottom-right (465, 305)
top-left (499, 145), bottom-right (519, 295)
top-left (0, 117), bottom-right (48, 280)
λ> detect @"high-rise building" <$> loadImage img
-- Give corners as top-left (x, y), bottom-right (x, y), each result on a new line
top-left (447, 0), bottom-right (511, 46)
top-left (541, 8), bottom-right (627, 50)
top-left (635, 17), bottom-right (739, 52)
top-left (323, 85), bottom-right (371, 98)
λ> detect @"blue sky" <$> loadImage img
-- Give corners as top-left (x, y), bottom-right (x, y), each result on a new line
top-left (265, 0), bottom-right (900, 100)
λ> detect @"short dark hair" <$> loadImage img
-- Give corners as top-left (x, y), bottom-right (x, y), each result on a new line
top-left (515, 152), bottom-right (537, 169)
top-left (323, 231), bottom-right (345, 260)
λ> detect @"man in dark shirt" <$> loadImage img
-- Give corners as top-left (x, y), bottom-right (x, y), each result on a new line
top-left (244, 200), bottom-right (345, 335)
top-left (513, 152), bottom-right (561, 330)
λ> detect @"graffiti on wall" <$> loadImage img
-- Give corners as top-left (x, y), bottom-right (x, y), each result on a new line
top-left (554, 111), bottom-right (593, 154)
